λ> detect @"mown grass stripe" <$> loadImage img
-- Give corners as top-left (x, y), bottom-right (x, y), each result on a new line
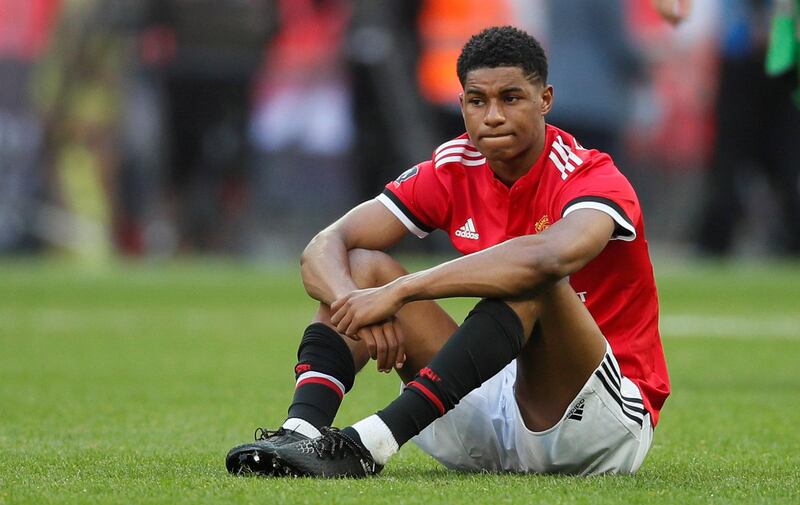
top-left (661, 314), bottom-right (800, 339)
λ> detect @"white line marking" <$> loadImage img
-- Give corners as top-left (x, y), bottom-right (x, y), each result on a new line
top-left (4, 309), bottom-right (799, 340)
top-left (660, 314), bottom-right (800, 340)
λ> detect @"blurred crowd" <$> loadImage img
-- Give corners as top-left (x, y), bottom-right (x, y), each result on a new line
top-left (0, 0), bottom-right (798, 260)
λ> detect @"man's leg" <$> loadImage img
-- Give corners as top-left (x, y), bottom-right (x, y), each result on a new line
top-left (353, 278), bottom-right (605, 460)
top-left (411, 281), bottom-right (613, 473)
top-left (318, 249), bottom-right (458, 381)
top-left (227, 249), bottom-right (457, 475)
top-left (270, 279), bottom-right (608, 477)
top-left (285, 249), bottom-right (457, 436)
top-left (511, 280), bottom-right (607, 431)
top-left (355, 296), bottom-right (528, 456)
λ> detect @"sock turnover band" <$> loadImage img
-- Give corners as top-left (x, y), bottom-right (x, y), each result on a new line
top-left (286, 323), bottom-right (356, 428)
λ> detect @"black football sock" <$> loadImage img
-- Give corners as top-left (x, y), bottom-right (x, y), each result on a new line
top-left (376, 299), bottom-right (524, 446)
top-left (286, 323), bottom-right (356, 429)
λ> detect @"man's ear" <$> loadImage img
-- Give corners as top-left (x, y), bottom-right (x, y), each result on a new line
top-left (459, 92), bottom-right (466, 117)
top-left (540, 85), bottom-right (554, 115)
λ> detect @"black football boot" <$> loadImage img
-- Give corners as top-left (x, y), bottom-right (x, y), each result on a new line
top-left (226, 427), bottom-right (309, 476)
top-left (271, 427), bottom-right (383, 478)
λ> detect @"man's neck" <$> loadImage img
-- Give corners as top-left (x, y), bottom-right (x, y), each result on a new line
top-left (487, 130), bottom-right (547, 187)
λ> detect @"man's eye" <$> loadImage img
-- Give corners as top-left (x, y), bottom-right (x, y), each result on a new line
top-left (505, 96), bottom-right (520, 103)
top-left (469, 98), bottom-right (484, 106)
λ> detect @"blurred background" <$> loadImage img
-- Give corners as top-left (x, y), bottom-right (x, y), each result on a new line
top-left (2, 4), bottom-right (799, 500)
top-left (1, 0), bottom-right (799, 262)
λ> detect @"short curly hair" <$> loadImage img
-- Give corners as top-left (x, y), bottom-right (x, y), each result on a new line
top-left (456, 26), bottom-right (548, 86)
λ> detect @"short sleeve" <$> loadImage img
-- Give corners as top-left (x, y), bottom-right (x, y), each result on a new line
top-left (554, 154), bottom-right (640, 241)
top-left (377, 161), bottom-right (449, 238)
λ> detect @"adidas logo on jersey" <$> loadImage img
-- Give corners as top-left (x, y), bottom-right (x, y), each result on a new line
top-left (567, 398), bottom-right (585, 421)
top-left (455, 218), bottom-right (480, 240)
top-left (434, 138), bottom-right (486, 169)
top-left (549, 134), bottom-right (584, 180)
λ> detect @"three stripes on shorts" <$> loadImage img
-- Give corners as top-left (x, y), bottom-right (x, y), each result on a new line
top-left (594, 354), bottom-right (647, 427)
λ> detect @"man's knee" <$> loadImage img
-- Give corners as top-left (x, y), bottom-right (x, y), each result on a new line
top-left (347, 249), bottom-right (408, 288)
top-left (502, 278), bottom-right (573, 340)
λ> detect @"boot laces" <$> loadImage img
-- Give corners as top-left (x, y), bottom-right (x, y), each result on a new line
top-left (311, 427), bottom-right (370, 462)
top-left (253, 427), bottom-right (287, 441)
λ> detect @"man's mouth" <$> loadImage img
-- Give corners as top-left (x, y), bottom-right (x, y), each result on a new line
top-left (482, 132), bottom-right (513, 139)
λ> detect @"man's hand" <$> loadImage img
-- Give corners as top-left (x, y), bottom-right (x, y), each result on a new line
top-left (331, 285), bottom-right (406, 372)
top-left (653, 0), bottom-right (692, 25)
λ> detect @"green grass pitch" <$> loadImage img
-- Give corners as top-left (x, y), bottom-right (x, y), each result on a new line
top-left (1, 258), bottom-right (799, 504)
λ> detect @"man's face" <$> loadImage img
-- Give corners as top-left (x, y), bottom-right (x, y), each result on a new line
top-left (459, 66), bottom-right (553, 165)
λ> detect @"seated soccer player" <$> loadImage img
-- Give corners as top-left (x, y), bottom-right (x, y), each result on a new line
top-left (226, 25), bottom-right (669, 478)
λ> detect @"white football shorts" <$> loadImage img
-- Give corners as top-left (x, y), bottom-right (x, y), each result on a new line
top-left (411, 343), bottom-right (654, 475)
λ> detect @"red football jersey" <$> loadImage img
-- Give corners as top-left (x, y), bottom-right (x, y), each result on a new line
top-left (377, 124), bottom-right (669, 426)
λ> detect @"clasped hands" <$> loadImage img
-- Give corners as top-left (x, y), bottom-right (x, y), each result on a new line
top-left (330, 284), bottom-right (406, 373)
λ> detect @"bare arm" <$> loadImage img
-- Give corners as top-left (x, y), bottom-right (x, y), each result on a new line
top-left (394, 209), bottom-right (614, 302)
top-left (301, 199), bottom-right (414, 372)
top-left (300, 198), bottom-right (409, 305)
top-left (331, 209), bottom-right (616, 335)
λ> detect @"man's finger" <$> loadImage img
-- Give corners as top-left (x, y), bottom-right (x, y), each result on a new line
top-left (381, 321), bottom-right (398, 373)
top-left (371, 326), bottom-right (389, 372)
top-left (345, 315), bottom-right (364, 337)
top-left (387, 319), bottom-right (406, 369)
top-left (330, 296), bottom-right (352, 324)
top-left (395, 334), bottom-right (406, 370)
top-left (359, 328), bottom-right (377, 360)
top-left (330, 307), bottom-right (343, 325)
top-left (336, 311), bottom-right (353, 335)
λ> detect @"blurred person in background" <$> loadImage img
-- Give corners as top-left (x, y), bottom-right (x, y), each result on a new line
top-left (652, 0), bottom-right (693, 25)
top-left (766, 0), bottom-right (800, 105)
top-left (34, 0), bottom-right (128, 261)
top-left (153, 0), bottom-right (274, 254)
top-left (0, 0), bottom-right (59, 253)
top-left (416, 0), bottom-right (515, 140)
top-left (27, 0), bottom-right (275, 258)
top-left (346, 0), bottom-right (435, 205)
top-left (541, 0), bottom-right (643, 160)
top-left (696, 0), bottom-right (800, 256)
top-left (622, 0), bottom-right (718, 245)
top-left (248, 0), bottom-right (353, 255)
top-left (109, 2), bottom-right (171, 257)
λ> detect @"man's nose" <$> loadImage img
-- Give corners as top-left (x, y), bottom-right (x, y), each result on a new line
top-left (484, 100), bottom-right (505, 126)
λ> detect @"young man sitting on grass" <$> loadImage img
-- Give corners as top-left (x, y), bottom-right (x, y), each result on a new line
top-left (226, 25), bottom-right (669, 478)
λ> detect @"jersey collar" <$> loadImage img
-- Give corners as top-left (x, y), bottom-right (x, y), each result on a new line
top-left (483, 124), bottom-right (555, 195)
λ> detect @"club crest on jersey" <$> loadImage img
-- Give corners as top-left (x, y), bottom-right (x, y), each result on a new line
top-left (393, 165), bottom-right (419, 187)
top-left (535, 215), bottom-right (550, 233)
